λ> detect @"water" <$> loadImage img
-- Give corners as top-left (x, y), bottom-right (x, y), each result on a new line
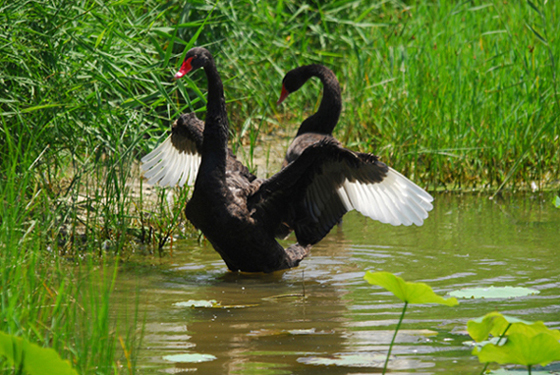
top-left (116, 193), bottom-right (560, 374)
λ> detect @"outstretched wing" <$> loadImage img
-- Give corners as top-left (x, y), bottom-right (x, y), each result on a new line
top-left (252, 139), bottom-right (433, 245)
top-left (337, 166), bottom-right (433, 227)
top-left (141, 113), bottom-right (204, 187)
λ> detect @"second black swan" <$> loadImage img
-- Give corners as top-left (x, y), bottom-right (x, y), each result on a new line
top-left (276, 64), bottom-right (433, 229)
top-left (277, 64), bottom-right (341, 167)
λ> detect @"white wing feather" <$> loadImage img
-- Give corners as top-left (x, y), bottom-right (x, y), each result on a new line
top-left (337, 167), bottom-right (433, 226)
top-left (141, 135), bottom-right (201, 187)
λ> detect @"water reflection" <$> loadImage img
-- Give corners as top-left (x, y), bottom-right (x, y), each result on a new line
top-left (124, 251), bottom-right (354, 374)
top-left (115, 193), bottom-right (560, 374)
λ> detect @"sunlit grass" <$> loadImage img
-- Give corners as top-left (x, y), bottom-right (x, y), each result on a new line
top-left (206, 0), bottom-right (559, 191)
top-left (1, 0), bottom-right (559, 373)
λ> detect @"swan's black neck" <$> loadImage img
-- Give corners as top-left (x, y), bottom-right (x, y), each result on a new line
top-left (296, 64), bottom-right (341, 137)
top-left (200, 55), bottom-right (229, 177)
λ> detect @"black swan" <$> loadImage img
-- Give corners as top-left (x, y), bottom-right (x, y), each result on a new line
top-left (276, 64), bottom-right (434, 228)
top-left (141, 47), bottom-right (433, 273)
top-left (277, 64), bottom-right (341, 167)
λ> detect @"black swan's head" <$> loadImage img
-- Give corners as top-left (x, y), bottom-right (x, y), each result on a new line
top-left (276, 66), bottom-right (311, 105)
top-left (174, 47), bottom-right (213, 80)
top-left (278, 64), bottom-right (335, 106)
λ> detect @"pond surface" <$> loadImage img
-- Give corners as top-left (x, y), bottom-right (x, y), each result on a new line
top-left (116, 193), bottom-right (560, 374)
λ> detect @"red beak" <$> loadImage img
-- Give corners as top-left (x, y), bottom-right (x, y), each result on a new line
top-left (174, 57), bottom-right (193, 80)
top-left (276, 85), bottom-right (290, 105)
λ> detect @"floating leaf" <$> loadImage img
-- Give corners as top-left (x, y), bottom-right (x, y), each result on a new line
top-left (0, 331), bottom-right (78, 375)
top-left (248, 328), bottom-right (331, 337)
top-left (174, 300), bottom-right (258, 309)
top-left (163, 353), bottom-right (217, 363)
top-left (297, 353), bottom-right (433, 370)
top-left (398, 329), bottom-right (439, 337)
top-left (488, 369), bottom-right (552, 375)
top-left (298, 353), bottom-right (387, 367)
top-left (467, 312), bottom-right (560, 343)
top-left (364, 271), bottom-right (458, 306)
top-left (473, 332), bottom-right (560, 366)
top-left (247, 329), bottom-right (285, 337)
top-left (450, 286), bottom-right (539, 299)
top-left (174, 299), bottom-right (218, 308)
top-left (288, 329), bottom-right (320, 335)
top-left (234, 361), bottom-right (291, 375)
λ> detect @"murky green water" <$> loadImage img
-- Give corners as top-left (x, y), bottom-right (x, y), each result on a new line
top-left (116, 193), bottom-right (560, 374)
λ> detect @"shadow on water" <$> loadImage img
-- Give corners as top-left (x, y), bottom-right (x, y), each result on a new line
top-left (114, 192), bottom-right (560, 374)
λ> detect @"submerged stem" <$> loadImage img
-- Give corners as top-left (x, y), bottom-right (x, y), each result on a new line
top-left (383, 301), bottom-right (408, 375)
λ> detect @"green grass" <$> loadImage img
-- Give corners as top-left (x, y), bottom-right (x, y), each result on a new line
top-left (1, 0), bottom-right (559, 373)
top-left (203, 0), bottom-right (560, 191)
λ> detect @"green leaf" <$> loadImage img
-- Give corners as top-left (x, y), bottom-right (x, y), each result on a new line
top-left (363, 271), bottom-right (458, 306)
top-left (467, 312), bottom-right (560, 343)
top-left (0, 331), bottom-right (78, 375)
top-left (21, 103), bottom-right (64, 113)
top-left (553, 195), bottom-right (560, 209)
top-left (527, 0), bottom-right (544, 18)
top-left (95, 29), bottom-right (106, 49)
top-left (449, 286), bottom-right (539, 299)
top-left (473, 332), bottom-right (560, 366)
top-left (527, 24), bottom-right (548, 45)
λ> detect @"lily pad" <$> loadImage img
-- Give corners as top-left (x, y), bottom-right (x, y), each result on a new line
top-left (247, 328), bottom-right (331, 337)
top-left (298, 353), bottom-right (387, 367)
top-left (398, 329), bottom-right (439, 337)
top-left (298, 353), bottom-right (434, 370)
top-left (174, 300), bottom-right (258, 309)
top-left (449, 286), bottom-right (539, 299)
top-left (162, 353), bottom-right (217, 363)
top-left (489, 368), bottom-right (555, 375)
top-left (364, 271), bottom-right (458, 306)
top-left (233, 361), bottom-right (291, 375)
top-left (174, 299), bottom-right (218, 308)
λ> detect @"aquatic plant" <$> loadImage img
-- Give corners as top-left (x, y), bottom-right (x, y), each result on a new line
top-left (468, 312), bottom-right (560, 374)
top-left (138, 185), bottom-right (193, 256)
top-left (449, 286), bottom-right (539, 299)
top-left (0, 331), bottom-right (78, 375)
top-left (363, 271), bottom-right (458, 374)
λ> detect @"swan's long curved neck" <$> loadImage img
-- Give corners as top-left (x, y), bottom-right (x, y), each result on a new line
top-left (296, 65), bottom-right (342, 137)
top-left (200, 59), bottom-right (229, 178)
